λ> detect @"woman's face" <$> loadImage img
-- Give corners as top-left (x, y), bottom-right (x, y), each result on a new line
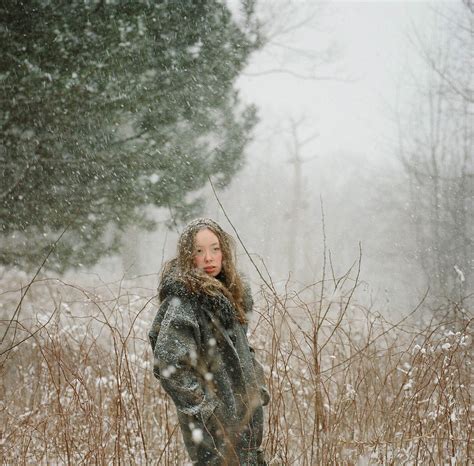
top-left (193, 228), bottom-right (223, 277)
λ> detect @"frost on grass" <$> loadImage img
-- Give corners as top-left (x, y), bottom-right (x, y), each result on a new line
top-left (0, 274), bottom-right (470, 464)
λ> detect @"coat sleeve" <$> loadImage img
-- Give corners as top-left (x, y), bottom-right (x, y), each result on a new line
top-left (249, 345), bottom-right (270, 406)
top-left (149, 299), bottom-right (169, 379)
top-left (153, 296), bottom-right (218, 421)
top-left (242, 282), bottom-right (270, 407)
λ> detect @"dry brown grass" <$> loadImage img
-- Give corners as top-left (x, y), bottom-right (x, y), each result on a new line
top-left (0, 270), bottom-right (471, 465)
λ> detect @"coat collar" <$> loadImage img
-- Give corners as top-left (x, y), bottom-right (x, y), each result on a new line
top-left (159, 267), bottom-right (253, 329)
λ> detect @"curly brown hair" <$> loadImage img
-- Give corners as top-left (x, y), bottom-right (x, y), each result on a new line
top-left (161, 218), bottom-right (247, 324)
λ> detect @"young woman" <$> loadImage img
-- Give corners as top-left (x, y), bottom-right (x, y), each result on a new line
top-left (149, 218), bottom-right (269, 465)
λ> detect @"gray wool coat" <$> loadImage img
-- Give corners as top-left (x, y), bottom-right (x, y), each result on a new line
top-left (149, 271), bottom-right (269, 465)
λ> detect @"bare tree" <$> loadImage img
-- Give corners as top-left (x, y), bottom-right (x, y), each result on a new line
top-left (285, 117), bottom-right (318, 279)
top-left (397, 3), bottom-right (473, 318)
top-left (242, 0), bottom-right (344, 82)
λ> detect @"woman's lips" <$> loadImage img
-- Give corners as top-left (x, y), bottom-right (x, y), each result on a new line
top-left (204, 267), bottom-right (215, 273)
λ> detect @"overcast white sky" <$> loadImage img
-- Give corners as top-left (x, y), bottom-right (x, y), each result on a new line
top-left (236, 1), bottom-right (455, 163)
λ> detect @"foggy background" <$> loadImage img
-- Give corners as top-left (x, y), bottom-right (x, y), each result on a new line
top-left (2, 0), bottom-right (472, 321)
top-left (78, 0), bottom-right (472, 319)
